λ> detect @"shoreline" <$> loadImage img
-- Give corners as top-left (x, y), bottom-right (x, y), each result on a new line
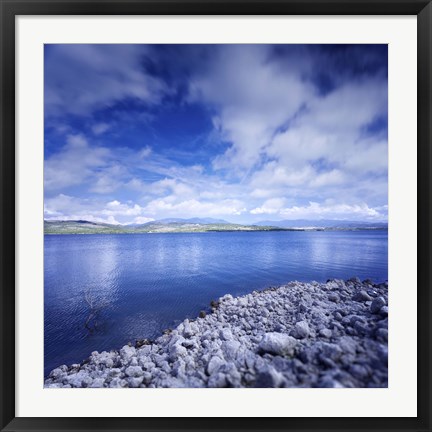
top-left (45, 278), bottom-right (388, 388)
top-left (44, 228), bottom-right (388, 235)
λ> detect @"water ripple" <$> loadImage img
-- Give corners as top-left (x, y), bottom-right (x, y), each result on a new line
top-left (44, 230), bottom-right (387, 374)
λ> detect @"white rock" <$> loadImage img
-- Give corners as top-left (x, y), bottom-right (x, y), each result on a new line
top-left (120, 345), bottom-right (136, 362)
top-left (183, 320), bottom-right (194, 338)
top-left (220, 328), bottom-right (233, 341)
top-left (255, 366), bottom-right (285, 388)
top-left (104, 358), bottom-right (114, 368)
top-left (169, 343), bottom-right (188, 361)
top-left (319, 328), bottom-right (332, 338)
top-left (221, 340), bottom-right (241, 360)
top-left (370, 296), bottom-right (386, 314)
top-left (109, 377), bottom-right (128, 388)
top-left (128, 376), bottom-right (144, 388)
top-left (294, 321), bottom-right (310, 339)
top-left (207, 356), bottom-right (225, 375)
top-left (125, 365), bottom-right (144, 377)
top-left (90, 378), bottom-right (105, 388)
top-left (49, 368), bottom-right (65, 380)
top-left (207, 372), bottom-right (227, 388)
top-left (237, 297), bottom-right (248, 307)
top-left (258, 333), bottom-right (297, 356)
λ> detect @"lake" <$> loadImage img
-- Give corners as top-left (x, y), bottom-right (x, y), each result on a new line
top-left (44, 230), bottom-right (387, 375)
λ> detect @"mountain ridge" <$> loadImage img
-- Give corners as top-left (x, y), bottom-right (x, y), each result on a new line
top-left (255, 219), bottom-right (388, 229)
top-left (44, 219), bottom-right (388, 234)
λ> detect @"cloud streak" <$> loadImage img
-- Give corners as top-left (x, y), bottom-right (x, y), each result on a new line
top-left (45, 45), bottom-right (168, 117)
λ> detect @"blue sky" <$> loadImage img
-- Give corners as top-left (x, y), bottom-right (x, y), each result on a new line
top-left (44, 44), bottom-right (388, 225)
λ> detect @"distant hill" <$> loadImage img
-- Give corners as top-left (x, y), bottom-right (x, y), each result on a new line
top-left (151, 217), bottom-right (230, 224)
top-left (44, 219), bottom-right (388, 235)
top-left (44, 220), bottom-right (129, 234)
top-left (255, 219), bottom-right (388, 230)
top-left (44, 220), bottom-right (291, 235)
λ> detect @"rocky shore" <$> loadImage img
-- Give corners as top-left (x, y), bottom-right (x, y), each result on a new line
top-left (45, 278), bottom-right (388, 388)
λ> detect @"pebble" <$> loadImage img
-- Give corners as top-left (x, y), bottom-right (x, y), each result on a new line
top-left (255, 366), bottom-right (285, 388)
top-left (120, 345), bottom-right (136, 362)
top-left (375, 328), bottom-right (388, 342)
top-left (333, 311), bottom-right (343, 321)
top-left (370, 297), bottom-right (386, 314)
top-left (128, 377), bottom-right (144, 388)
top-left (318, 377), bottom-right (344, 388)
top-left (328, 293), bottom-right (340, 303)
top-left (353, 290), bottom-right (372, 302)
top-left (319, 328), bottom-right (332, 338)
top-left (258, 333), bottom-right (298, 356)
top-left (207, 356), bottom-right (224, 375)
top-left (44, 278), bottom-right (388, 389)
top-left (125, 366), bottom-right (143, 377)
top-left (379, 306), bottom-right (388, 316)
top-left (349, 277), bottom-right (362, 284)
top-left (208, 372), bottom-right (227, 388)
top-left (294, 320), bottom-right (310, 339)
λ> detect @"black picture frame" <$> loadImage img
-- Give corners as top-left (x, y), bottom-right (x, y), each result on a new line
top-left (1, 1), bottom-right (431, 431)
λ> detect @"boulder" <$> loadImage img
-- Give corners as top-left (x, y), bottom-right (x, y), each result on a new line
top-left (370, 297), bottom-right (386, 314)
top-left (207, 356), bottom-right (225, 375)
top-left (255, 366), bottom-right (285, 388)
top-left (349, 277), bottom-right (362, 284)
top-left (221, 340), bottom-right (241, 361)
top-left (208, 372), bottom-right (227, 388)
top-left (319, 342), bottom-right (343, 361)
top-left (125, 365), bottom-right (144, 378)
top-left (90, 378), bottom-right (105, 388)
top-left (328, 293), bottom-right (340, 303)
top-left (319, 328), bottom-right (332, 338)
top-left (120, 345), bottom-right (136, 362)
top-left (220, 328), bottom-right (234, 341)
top-left (258, 333), bottom-right (297, 356)
top-left (294, 320), bottom-right (310, 339)
top-left (353, 290), bottom-right (372, 302)
top-left (379, 306), bottom-right (389, 316)
top-left (128, 376), bottom-right (144, 388)
top-left (169, 343), bottom-right (188, 361)
top-left (317, 377), bottom-right (344, 388)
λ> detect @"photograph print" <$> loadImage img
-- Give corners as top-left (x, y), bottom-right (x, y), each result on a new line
top-left (44, 44), bottom-right (388, 388)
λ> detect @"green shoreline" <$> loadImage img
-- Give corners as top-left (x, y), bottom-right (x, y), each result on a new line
top-left (44, 220), bottom-right (387, 235)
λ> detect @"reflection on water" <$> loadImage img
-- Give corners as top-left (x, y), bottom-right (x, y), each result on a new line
top-left (44, 230), bottom-right (387, 375)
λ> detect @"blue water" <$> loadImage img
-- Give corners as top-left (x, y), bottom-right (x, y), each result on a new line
top-left (44, 230), bottom-right (387, 375)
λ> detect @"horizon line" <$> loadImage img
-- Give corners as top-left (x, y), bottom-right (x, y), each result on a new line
top-left (44, 217), bottom-right (389, 226)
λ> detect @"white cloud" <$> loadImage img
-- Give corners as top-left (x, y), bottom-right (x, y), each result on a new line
top-left (44, 134), bottom-right (110, 191)
top-left (45, 45), bottom-right (168, 117)
top-left (88, 164), bottom-right (128, 194)
top-left (44, 194), bottom-right (154, 225)
top-left (189, 45), bottom-right (313, 171)
top-left (143, 198), bottom-right (246, 218)
top-left (187, 48), bottom-right (387, 215)
top-left (309, 170), bottom-right (346, 188)
top-left (139, 146), bottom-right (152, 158)
top-left (250, 163), bottom-right (314, 189)
top-left (267, 79), bottom-right (387, 168)
top-left (45, 134), bottom-right (154, 195)
top-left (243, 77), bottom-right (388, 207)
top-left (278, 201), bottom-right (384, 220)
top-left (250, 198), bottom-right (286, 215)
top-left (343, 139), bottom-right (388, 173)
top-left (91, 123), bottom-right (111, 135)
top-left (150, 178), bottom-right (194, 198)
top-left (307, 79), bottom-right (387, 132)
top-left (101, 201), bottom-right (143, 217)
top-left (133, 216), bottom-right (155, 224)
